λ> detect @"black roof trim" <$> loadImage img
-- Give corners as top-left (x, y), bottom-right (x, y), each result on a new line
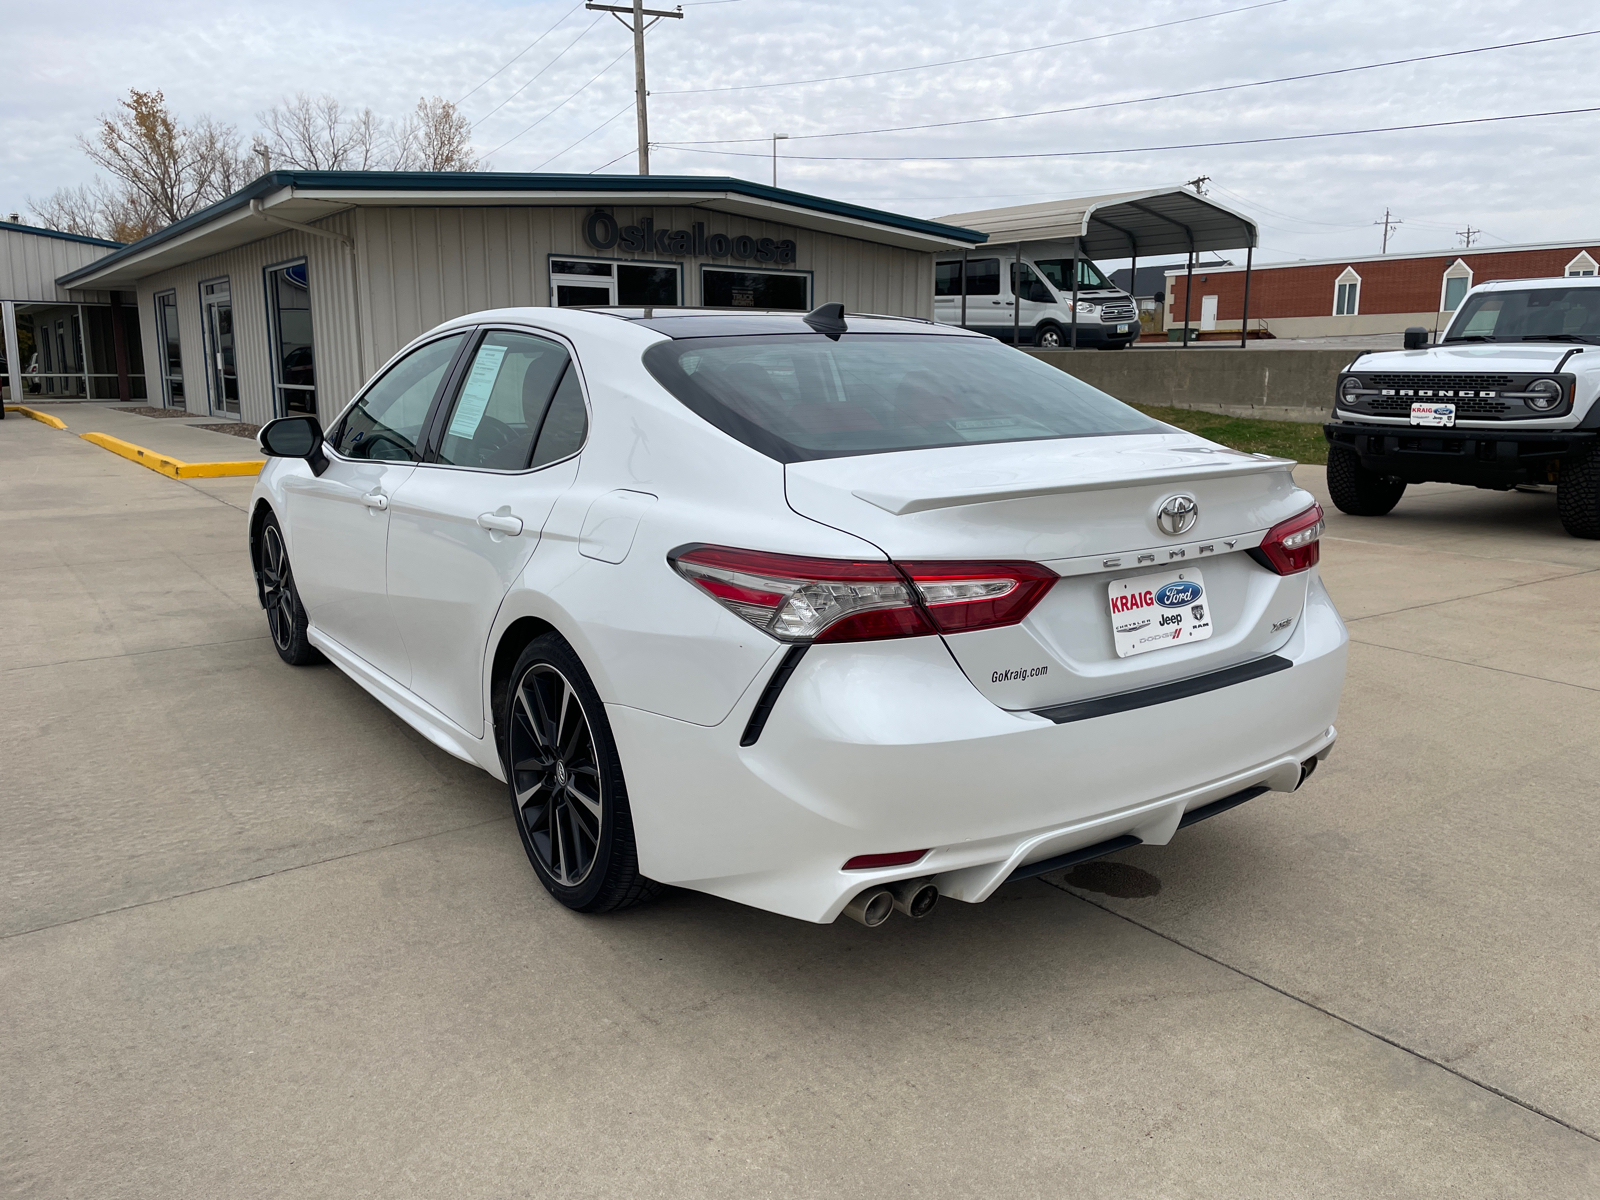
top-left (1, 220), bottom-right (124, 250)
top-left (57, 171), bottom-right (987, 287)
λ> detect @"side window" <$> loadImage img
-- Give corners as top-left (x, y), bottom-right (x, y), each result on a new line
top-left (529, 364), bottom-right (588, 468)
top-left (336, 334), bottom-right (465, 460)
top-left (934, 262), bottom-right (963, 297)
top-left (1011, 263), bottom-right (1054, 303)
top-left (435, 331), bottom-right (571, 470)
top-left (965, 259), bottom-right (1000, 297)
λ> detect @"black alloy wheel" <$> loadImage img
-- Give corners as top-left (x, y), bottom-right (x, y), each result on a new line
top-left (258, 514), bottom-right (322, 665)
top-left (1326, 444), bottom-right (1407, 517)
top-left (505, 634), bottom-right (658, 913)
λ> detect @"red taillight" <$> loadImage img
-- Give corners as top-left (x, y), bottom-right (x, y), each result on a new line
top-left (670, 545), bottom-right (1059, 643)
top-left (900, 560), bottom-right (1058, 633)
top-left (843, 849), bottom-right (929, 870)
top-left (1256, 504), bottom-right (1325, 574)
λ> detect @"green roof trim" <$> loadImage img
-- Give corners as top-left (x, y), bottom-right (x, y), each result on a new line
top-left (2, 220), bottom-right (124, 250)
top-left (56, 171), bottom-right (987, 286)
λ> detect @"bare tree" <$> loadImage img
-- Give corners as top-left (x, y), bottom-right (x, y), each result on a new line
top-left (391, 97), bottom-right (479, 172)
top-left (79, 90), bottom-right (245, 228)
top-left (257, 94), bottom-right (385, 171)
top-left (27, 179), bottom-right (159, 243)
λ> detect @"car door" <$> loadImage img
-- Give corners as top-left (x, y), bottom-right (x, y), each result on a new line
top-left (283, 330), bottom-right (469, 685)
top-left (962, 257), bottom-right (1006, 338)
top-left (1012, 261), bottom-right (1059, 344)
top-left (385, 327), bottom-right (588, 735)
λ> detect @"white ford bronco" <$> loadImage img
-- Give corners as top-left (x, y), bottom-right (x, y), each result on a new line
top-left (1324, 276), bottom-right (1600, 538)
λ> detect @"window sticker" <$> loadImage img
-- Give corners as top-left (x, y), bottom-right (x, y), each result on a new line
top-left (446, 344), bottom-right (508, 439)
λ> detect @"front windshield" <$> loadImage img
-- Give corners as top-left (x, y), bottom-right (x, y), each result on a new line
top-left (1034, 258), bottom-right (1112, 291)
top-left (1445, 287), bottom-right (1600, 344)
top-left (643, 332), bottom-right (1163, 462)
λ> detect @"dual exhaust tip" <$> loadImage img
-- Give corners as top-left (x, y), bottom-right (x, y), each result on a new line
top-left (842, 877), bottom-right (939, 927)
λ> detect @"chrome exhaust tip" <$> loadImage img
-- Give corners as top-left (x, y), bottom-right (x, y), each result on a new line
top-left (843, 887), bottom-right (895, 927)
top-left (888, 877), bottom-right (939, 919)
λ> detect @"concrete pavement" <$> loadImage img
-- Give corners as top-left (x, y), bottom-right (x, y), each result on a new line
top-left (3, 415), bottom-right (1597, 1197)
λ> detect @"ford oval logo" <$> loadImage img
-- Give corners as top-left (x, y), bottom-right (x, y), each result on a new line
top-left (1155, 581), bottom-right (1202, 608)
top-left (1157, 494), bottom-right (1198, 536)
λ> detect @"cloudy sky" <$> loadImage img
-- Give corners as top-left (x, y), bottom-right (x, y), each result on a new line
top-left (4, 0), bottom-right (1596, 268)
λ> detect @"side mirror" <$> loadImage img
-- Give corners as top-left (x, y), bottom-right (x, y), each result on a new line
top-left (1403, 326), bottom-right (1430, 350)
top-left (259, 415), bottom-right (328, 475)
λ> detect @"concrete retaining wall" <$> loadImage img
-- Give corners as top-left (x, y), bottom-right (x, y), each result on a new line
top-left (1026, 348), bottom-right (1355, 424)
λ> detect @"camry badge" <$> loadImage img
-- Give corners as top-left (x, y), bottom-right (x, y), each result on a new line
top-left (1156, 495), bottom-right (1199, 536)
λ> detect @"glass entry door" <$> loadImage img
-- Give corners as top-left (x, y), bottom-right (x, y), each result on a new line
top-left (155, 292), bottom-right (184, 409)
top-left (202, 280), bottom-right (238, 416)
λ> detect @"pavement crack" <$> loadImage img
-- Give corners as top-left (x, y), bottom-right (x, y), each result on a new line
top-left (1342, 565), bottom-right (1600, 624)
top-left (0, 816), bottom-right (513, 942)
top-left (1346, 637), bottom-right (1600, 695)
top-left (1040, 878), bottom-right (1600, 1146)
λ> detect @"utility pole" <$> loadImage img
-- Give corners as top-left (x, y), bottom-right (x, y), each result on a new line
top-left (771, 134), bottom-right (789, 186)
top-left (1457, 225), bottom-right (1481, 249)
top-left (1184, 174), bottom-right (1210, 196)
top-left (586, 1), bottom-right (683, 175)
top-left (1374, 208), bottom-right (1402, 253)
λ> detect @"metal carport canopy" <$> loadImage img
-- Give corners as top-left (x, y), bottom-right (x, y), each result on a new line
top-left (936, 186), bottom-right (1257, 257)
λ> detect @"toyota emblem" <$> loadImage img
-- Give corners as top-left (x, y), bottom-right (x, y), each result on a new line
top-left (1157, 494), bottom-right (1199, 536)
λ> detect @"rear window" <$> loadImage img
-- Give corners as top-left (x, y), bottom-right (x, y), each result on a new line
top-left (642, 332), bottom-right (1161, 462)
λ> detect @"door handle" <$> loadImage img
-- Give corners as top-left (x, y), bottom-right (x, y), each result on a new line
top-left (477, 511), bottom-right (524, 535)
top-left (361, 490), bottom-right (389, 511)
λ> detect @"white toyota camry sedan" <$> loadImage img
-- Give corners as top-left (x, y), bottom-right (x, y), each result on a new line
top-left (250, 304), bottom-right (1346, 926)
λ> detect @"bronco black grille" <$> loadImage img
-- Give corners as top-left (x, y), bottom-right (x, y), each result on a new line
top-left (1364, 394), bottom-right (1510, 415)
top-left (1366, 372), bottom-right (1515, 390)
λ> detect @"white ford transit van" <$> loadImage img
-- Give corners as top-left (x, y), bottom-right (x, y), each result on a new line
top-left (934, 249), bottom-right (1139, 349)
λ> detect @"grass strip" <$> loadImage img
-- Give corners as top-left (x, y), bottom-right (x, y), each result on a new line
top-left (1133, 405), bottom-right (1328, 465)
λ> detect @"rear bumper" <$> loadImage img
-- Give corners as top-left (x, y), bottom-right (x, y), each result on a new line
top-left (609, 573), bottom-right (1347, 923)
top-left (1325, 418), bottom-right (1598, 487)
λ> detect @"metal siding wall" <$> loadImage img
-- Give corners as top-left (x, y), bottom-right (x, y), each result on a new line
top-left (0, 228), bottom-right (117, 302)
top-left (129, 214), bottom-right (363, 426)
top-left (354, 205), bottom-right (936, 368)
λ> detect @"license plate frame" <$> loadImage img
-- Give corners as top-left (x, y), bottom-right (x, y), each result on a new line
top-left (1410, 401), bottom-right (1456, 427)
top-left (1107, 568), bottom-right (1214, 658)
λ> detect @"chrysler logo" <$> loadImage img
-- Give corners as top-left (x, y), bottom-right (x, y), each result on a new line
top-left (1157, 495), bottom-right (1199, 536)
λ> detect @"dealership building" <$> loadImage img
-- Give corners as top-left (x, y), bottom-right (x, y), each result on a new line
top-left (3, 171), bottom-right (984, 427)
top-left (1163, 238), bottom-right (1600, 340)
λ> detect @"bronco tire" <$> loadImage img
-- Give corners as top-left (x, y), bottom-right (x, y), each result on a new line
top-left (1327, 445), bottom-right (1407, 517)
top-left (1557, 449), bottom-right (1600, 539)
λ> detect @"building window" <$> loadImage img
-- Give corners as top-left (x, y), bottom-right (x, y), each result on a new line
top-left (155, 291), bottom-right (183, 409)
top-left (1440, 258), bottom-right (1473, 312)
top-left (550, 258), bottom-right (680, 307)
top-left (1565, 251), bottom-right (1598, 277)
top-left (1333, 268), bottom-right (1361, 316)
top-left (265, 261), bottom-right (316, 415)
top-left (701, 266), bottom-right (811, 310)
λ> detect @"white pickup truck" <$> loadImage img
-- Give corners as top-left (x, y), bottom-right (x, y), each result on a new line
top-left (1324, 276), bottom-right (1600, 538)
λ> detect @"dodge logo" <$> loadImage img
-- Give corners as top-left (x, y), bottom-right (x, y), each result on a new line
top-left (1157, 495), bottom-right (1199, 536)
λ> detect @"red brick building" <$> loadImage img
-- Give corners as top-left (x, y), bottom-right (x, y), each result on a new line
top-left (1164, 240), bottom-right (1600, 339)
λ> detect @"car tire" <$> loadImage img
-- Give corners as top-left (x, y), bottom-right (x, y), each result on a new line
top-left (1557, 448), bottom-right (1600, 539)
top-left (1327, 445), bottom-right (1406, 516)
top-left (258, 513), bottom-right (323, 666)
top-left (504, 633), bottom-right (661, 913)
top-left (1035, 324), bottom-right (1064, 349)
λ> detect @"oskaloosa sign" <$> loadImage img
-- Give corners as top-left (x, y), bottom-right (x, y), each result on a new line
top-left (585, 210), bottom-right (798, 265)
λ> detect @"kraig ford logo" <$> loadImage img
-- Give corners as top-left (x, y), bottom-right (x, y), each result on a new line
top-left (1154, 580), bottom-right (1203, 608)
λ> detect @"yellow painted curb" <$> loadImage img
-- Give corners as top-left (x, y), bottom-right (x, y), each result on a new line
top-left (4, 404), bottom-right (69, 429)
top-left (78, 431), bottom-right (264, 479)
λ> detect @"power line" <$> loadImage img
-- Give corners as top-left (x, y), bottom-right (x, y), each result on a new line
top-left (589, 146), bottom-right (638, 172)
top-left (657, 30), bottom-right (1600, 145)
top-left (536, 101), bottom-right (636, 170)
top-left (653, 105), bottom-right (1600, 162)
top-left (472, 15), bottom-right (605, 129)
top-left (456, 1), bottom-right (585, 106)
top-left (652, 0), bottom-right (1289, 94)
top-left (485, 46), bottom-right (634, 156)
